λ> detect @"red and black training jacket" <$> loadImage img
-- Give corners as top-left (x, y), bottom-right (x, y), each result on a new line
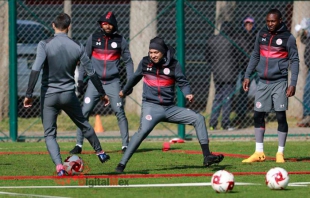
top-left (244, 23), bottom-right (299, 86)
top-left (79, 31), bottom-right (133, 85)
top-left (122, 47), bottom-right (191, 106)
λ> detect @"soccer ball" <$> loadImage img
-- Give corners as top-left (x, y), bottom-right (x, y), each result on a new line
top-left (211, 170), bottom-right (235, 193)
top-left (63, 155), bottom-right (84, 175)
top-left (265, 167), bottom-right (289, 190)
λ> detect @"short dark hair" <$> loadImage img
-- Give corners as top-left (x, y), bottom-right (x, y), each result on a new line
top-left (267, 9), bottom-right (282, 20)
top-left (53, 13), bottom-right (71, 30)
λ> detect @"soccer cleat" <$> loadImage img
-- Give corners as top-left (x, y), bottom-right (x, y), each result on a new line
top-left (97, 153), bottom-right (110, 163)
top-left (276, 152), bottom-right (285, 163)
top-left (115, 163), bottom-right (126, 173)
top-left (69, 146), bottom-right (82, 154)
top-left (203, 153), bottom-right (224, 167)
top-left (242, 152), bottom-right (265, 163)
top-left (121, 146), bottom-right (127, 154)
top-left (57, 170), bottom-right (68, 176)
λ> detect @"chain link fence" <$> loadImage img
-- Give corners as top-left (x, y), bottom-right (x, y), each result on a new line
top-left (1, 0), bottom-right (310, 141)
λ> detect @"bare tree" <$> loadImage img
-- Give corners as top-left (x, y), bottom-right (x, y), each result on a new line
top-left (126, 1), bottom-right (158, 114)
top-left (288, 1), bottom-right (310, 118)
top-left (206, 1), bottom-right (236, 114)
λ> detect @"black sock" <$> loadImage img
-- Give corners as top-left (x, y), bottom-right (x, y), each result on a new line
top-left (200, 144), bottom-right (211, 157)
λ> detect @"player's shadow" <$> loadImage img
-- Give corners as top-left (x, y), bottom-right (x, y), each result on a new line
top-left (134, 147), bottom-right (181, 153)
top-left (96, 164), bottom-right (232, 175)
top-left (0, 163), bottom-right (12, 165)
top-left (286, 156), bottom-right (310, 162)
top-left (106, 147), bottom-right (182, 154)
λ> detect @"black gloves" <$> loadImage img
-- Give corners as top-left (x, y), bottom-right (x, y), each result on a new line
top-left (77, 80), bottom-right (84, 95)
top-left (125, 88), bottom-right (133, 96)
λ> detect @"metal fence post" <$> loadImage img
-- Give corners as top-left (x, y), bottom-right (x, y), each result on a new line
top-left (9, 0), bottom-right (17, 141)
top-left (176, 0), bottom-right (185, 139)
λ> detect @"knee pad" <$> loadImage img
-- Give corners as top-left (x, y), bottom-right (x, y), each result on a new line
top-left (254, 111), bottom-right (266, 128)
top-left (276, 111), bottom-right (288, 132)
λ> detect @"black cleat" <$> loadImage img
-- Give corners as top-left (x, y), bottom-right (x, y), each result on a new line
top-left (57, 170), bottom-right (68, 176)
top-left (115, 163), bottom-right (126, 173)
top-left (98, 153), bottom-right (110, 163)
top-left (203, 154), bottom-right (224, 167)
top-left (69, 146), bottom-right (82, 154)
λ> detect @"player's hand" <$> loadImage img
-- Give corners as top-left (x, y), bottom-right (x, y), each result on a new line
top-left (119, 90), bottom-right (125, 98)
top-left (23, 97), bottom-right (33, 108)
top-left (243, 79), bottom-right (250, 92)
top-left (186, 94), bottom-right (194, 103)
top-left (286, 86), bottom-right (296, 97)
top-left (100, 95), bottom-right (110, 106)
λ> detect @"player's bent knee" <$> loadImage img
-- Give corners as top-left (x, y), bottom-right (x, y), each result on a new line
top-left (195, 113), bottom-right (205, 122)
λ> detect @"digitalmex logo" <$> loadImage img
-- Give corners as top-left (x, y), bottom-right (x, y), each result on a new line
top-left (53, 160), bottom-right (130, 186)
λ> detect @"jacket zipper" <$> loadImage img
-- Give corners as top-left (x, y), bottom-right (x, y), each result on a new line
top-left (103, 37), bottom-right (109, 85)
top-left (264, 34), bottom-right (274, 84)
top-left (157, 67), bottom-right (163, 103)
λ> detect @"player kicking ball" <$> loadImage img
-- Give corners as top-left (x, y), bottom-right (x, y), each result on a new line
top-left (24, 13), bottom-right (110, 176)
top-left (115, 37), bottom-right (224, 173)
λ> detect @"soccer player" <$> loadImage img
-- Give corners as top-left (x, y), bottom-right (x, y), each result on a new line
top-left (114, 36), bottom-right (224, 173)
top-left (70, 11), bottom-right (133, 154)
top-left (242, 9), bottom-right (299, 163)
top-left (24, 13), bottom-right (111, 176)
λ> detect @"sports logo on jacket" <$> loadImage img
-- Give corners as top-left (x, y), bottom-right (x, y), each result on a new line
top-left (147, 63), bottom-right (153, 71)
top-left (163, 68), bottom-right (170, 75)
top-left (262, 33), bottom-right (267, 42)
top-left (96, 38), bottom-right (101, 46)
top-left (111, 42), bottom-right (117, 48)
top-left (276, 39), bottom-right (282, 45)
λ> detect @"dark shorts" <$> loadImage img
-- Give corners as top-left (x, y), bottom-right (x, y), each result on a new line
top-left (254, 81), bottom-right (288, 112)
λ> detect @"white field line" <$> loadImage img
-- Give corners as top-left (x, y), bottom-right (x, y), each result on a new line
top-left (0, 182), bottom-right (259, 189)
top-left (288, 182), bottom-right (310, 187)
top-left (0, 191), bottom-right (70, 198)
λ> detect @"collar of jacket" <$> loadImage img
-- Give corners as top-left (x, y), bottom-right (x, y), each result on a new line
top-left (54, 33), bottom-right (68, 37)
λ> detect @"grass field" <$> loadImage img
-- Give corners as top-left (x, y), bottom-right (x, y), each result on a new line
top-left (0, 141), bottom-right (309, 198)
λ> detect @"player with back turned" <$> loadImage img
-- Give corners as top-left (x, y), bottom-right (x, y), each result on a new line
top-left (24, 13), bottom-right (111, 176)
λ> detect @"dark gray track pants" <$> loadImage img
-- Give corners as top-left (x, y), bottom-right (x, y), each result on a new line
top-left (41, 91), bottom-right (102, 165)
top-left (120, 102), bottom-right (209, 165)
top-left (76, 81), bottom-right (129, 147)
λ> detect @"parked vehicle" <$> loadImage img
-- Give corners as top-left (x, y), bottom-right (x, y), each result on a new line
top-left (17, 20), bottom-right (51, 117)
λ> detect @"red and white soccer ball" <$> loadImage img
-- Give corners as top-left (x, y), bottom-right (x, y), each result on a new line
top-left (63, 155), bottom-right (84, 175)
top-left (211, 170), bottom-right (235, 193)
top-left (265, 167), bottom-right (289, 190)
